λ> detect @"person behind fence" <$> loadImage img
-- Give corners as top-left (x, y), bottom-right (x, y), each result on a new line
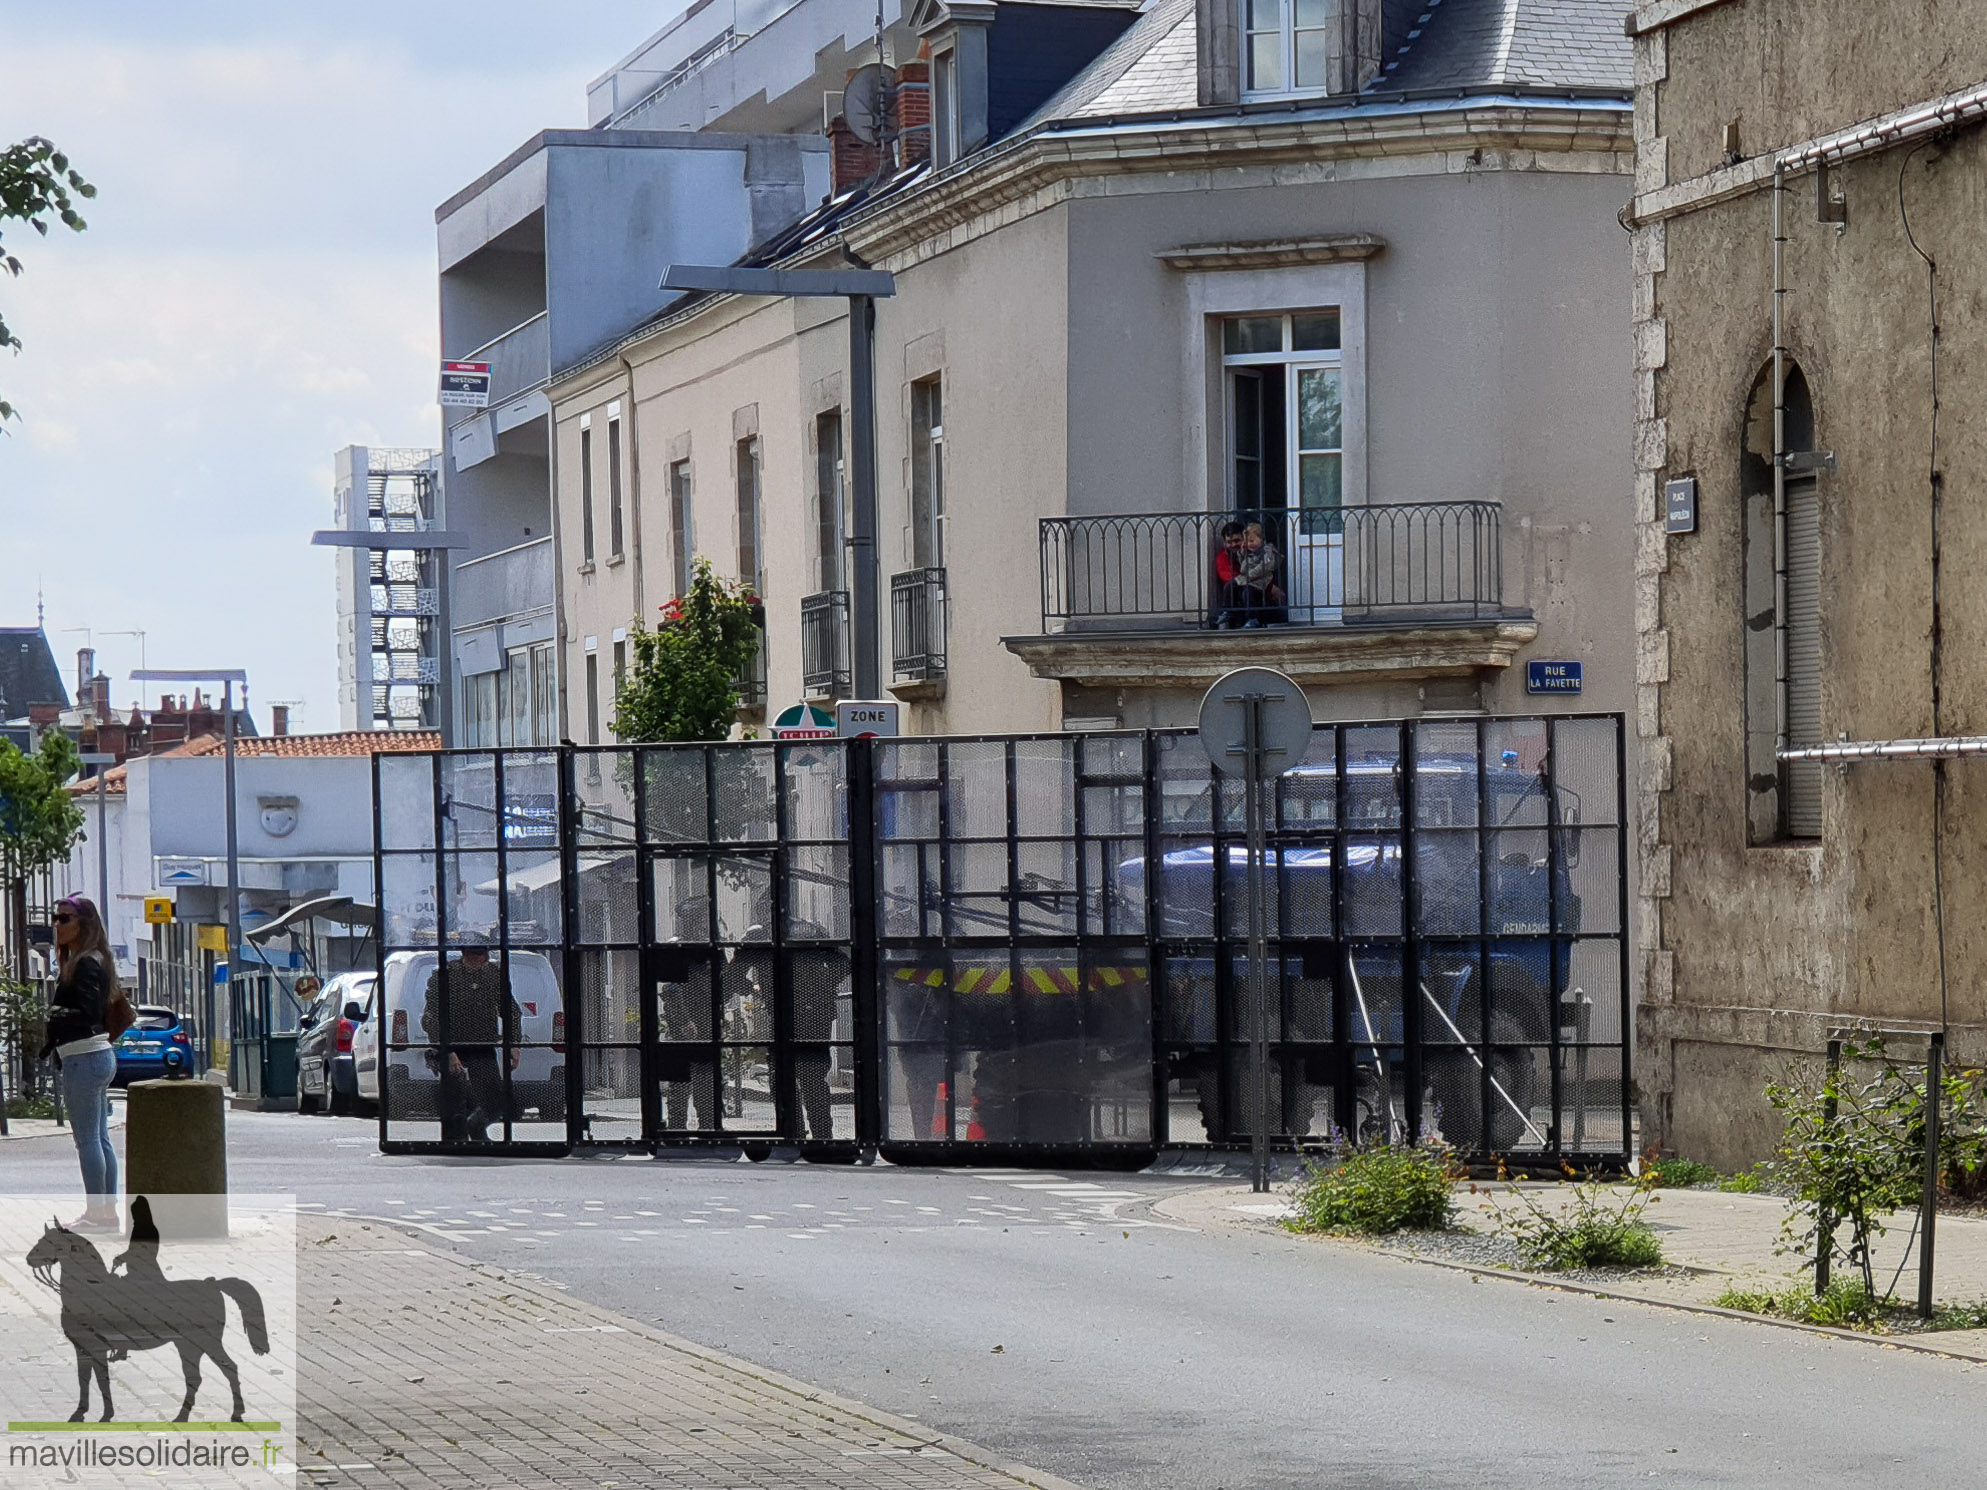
top-left (41, 894), bottom-right (122, 1231)
top-left (1210, 520), bottom-right (1251, 628)
top-left (1237, 521), bottom-right (1287, 626)
top-left (422, 945), bottom-right (521, 1143)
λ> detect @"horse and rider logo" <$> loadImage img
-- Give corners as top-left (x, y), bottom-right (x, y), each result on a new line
top-left (23, 1197), bottom-right (271, 1425)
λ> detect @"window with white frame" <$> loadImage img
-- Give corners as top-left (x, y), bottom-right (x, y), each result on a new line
top-left (579, 423), bottom-right (596, 564)
top-left (1221, 310), bottom-right (1343, 532)
top-left (668, 458), bottom-right (694, 598)
top-left (735, 435), bottom-right (762, 593)
top-left (815, 411), bottom-right (845, 592)
top-left (607, 416), bottom-right (625, 558)
top-left (1243, 0), bottom-right (1337, 97)
top-left (910, 378), bottom-right (945, 569)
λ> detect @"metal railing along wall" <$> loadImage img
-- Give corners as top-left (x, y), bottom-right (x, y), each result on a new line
top-left (1039, 503), bottom-right (1509, 631)
top-left (373, 716), bottom-right (1628, 1166)
top-left (800, 590), bottom-right (852, 699)
top-left (891, 568), bottom-right (947, 681)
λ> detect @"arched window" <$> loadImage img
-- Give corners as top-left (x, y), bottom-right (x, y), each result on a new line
top-left (1741, 362), bottom-right (1821, 842)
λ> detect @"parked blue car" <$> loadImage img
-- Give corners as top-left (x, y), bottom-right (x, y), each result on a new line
top-left (112, 1005), bottom-right (194, 1085)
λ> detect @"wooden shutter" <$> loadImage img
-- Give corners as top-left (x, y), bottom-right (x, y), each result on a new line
top-left (1782, 476), bottom-right (1823, 838)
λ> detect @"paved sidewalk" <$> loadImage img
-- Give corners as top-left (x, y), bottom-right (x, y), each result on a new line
top-left (0, 1107), bottom-right (126, 1141)
top-left (1159, 1181), bottom-right (1987, 1359)
top-left (294, 1215), bottom-right (1084, 1489)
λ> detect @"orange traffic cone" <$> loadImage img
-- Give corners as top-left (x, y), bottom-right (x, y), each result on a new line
top-left (965, 1095), bottom-right (986, 1143)
top-left (930, 1081), bottom-right (949, 1138)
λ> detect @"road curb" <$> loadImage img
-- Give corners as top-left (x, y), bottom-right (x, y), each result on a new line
top-left (324, 1210), bottom-right (1093, 1490)
top-left (1152, 1186), bottom-right (1987, 1368)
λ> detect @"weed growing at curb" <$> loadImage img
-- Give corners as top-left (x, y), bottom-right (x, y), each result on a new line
top-left (1286, 1142), bottom-right (1459, 1235)
top-left (1713, 1279), bottom-right (1987, 1334)
top-left (1488, 1171), bottom-right (1665, 1269)
top-left (1718, 1170), bottom-right (1764, 1193)
top-left (1646, 1156), bottom-right (1722, 1189)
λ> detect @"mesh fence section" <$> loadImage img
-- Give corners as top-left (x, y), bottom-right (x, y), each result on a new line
top-left (375, 718), bottom-right (1628, 1160)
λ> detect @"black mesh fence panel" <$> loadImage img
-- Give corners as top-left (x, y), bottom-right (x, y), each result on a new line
top-left (375, 718), bottom-right (1628, 1161)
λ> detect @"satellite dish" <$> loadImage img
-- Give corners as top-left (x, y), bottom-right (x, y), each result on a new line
top-left (843, 64), bottom-right (894, 145)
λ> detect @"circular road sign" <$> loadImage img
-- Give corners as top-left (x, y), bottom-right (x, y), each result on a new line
top-left (1197, 667), bottom-right (1314, 778)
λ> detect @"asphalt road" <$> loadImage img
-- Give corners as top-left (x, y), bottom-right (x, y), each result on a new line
top-left (5, 1107), bottom-right (1977, 1489)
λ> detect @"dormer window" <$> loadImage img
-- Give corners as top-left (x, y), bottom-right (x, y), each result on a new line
top-left (1244, 0), bottom-right (1333, 96)
top-left (932, 45), bottom-right (961, 165)
top-left (1200, 0), bottom-right (1374, 106)
top-left (913, 0), bottom-right (995, 167)
top-left (1239, 0), bottom-right (1335, 96)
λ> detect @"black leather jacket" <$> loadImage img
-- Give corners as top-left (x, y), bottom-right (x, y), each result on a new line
top-left (42, 953), bottom-right (109, 1058)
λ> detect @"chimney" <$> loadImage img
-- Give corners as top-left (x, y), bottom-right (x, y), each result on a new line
top-left (91, 672), bottom-right (111, 723)
top-left (76, 646), bottom-right (95, 698)
top-left (828, 61), bottom-right (936, 193)
top-left (271, 704), bottom-right (290, 737)
top-left (896, 60), bottom-right (931, 167)
top-left (828, 112), bottom-right (886, 194)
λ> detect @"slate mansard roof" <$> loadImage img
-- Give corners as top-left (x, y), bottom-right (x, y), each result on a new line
top-left (1026, 0), bottom-right (1632, 129)
top-left (0, 627), bottom-right (68, 722)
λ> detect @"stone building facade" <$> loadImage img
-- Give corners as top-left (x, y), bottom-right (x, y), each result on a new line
top-left (551, 0), bottom-right (1640, 745)
top-left (1629, 0), bottom-right (1987, 1164)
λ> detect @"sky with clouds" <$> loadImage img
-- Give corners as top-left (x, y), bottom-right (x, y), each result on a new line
top-left (0, 3), bottom-right (667, 730)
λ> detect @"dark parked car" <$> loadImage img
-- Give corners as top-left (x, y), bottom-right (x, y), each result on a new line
top-left (297, 972), bottom-right (375, 1117)
top-left (112, 1005), bottom-right (194, 1085)
top-left (1119, 756), bottom-right (1582, 1152)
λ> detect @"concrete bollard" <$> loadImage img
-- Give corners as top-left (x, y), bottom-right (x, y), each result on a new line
top-left (125, 1078), bottom-right (229, 1240)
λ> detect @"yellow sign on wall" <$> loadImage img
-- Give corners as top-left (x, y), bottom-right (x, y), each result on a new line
top-left (142, 897), bottom-right (175, 926)
top-left (195, 924), bottom-right (229, 953)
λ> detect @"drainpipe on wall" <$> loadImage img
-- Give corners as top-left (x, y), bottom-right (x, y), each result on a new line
top-left (548, 409), bottom-right (569, 742)
top-left (1770, 166), bottom-right (1790, 783)
top-left (619, 354), bottom-right (646, 624)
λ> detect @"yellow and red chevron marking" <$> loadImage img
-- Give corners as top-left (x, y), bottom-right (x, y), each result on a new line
top-left (890, 964), bottom-right (1149, 995)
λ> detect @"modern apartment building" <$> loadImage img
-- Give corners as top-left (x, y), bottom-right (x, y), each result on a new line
top-left (430, 1), bottom-right (930, 747)
top-left (332, 445), bottom-right (444, 732)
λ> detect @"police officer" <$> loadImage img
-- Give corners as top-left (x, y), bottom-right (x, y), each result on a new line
top-left (423, 945), bottom-right (521, 1143)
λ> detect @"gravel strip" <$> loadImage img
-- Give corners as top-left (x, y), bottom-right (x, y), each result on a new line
top-left (1369, 1226), bottom-right (1696, 1285)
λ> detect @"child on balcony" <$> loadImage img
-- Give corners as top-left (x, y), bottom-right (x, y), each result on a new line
top-left (1237, 522), bottom-right (1287, 626)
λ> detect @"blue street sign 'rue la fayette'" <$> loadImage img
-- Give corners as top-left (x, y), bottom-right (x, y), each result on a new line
top-left (1526, 660), bottom-right (1583, 695)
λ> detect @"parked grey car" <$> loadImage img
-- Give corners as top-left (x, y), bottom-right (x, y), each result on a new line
top-left (296, 972), bottom-right (376, 1117)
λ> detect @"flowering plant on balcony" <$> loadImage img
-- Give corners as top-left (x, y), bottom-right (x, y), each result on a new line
top-left (610, 557), bottom-right (764, 743)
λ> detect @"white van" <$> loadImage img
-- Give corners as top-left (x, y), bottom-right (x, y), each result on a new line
top-left (352, 949), bottom-right (566, 1124)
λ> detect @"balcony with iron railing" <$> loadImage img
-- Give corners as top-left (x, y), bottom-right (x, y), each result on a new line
top-left (734, 638), bottom-right (768, 714)
top-left (1007, 503), bottom-right (1538, 689)
top-left (800, 590), bottom-right (851, 701)
top-left (891, 568), bottom-right (947, 689)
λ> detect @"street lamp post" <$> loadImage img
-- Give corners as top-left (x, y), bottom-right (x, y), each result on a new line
top-left (76, 751), bottom-right (115, 920)
top-left (133, 669), bottom-right (248, 1078)
top-left (309, 529), bottom-right (475, 746)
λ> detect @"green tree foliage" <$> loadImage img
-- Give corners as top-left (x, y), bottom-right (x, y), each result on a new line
top-left (0, 729), bottom-right (85, 887)
top-left (609, 559), bottom-right (762, 746)
top-left (1, 136), bottom-right (96, 422)
top-left (1766, 1037), bottom-right (1987, 1296)
top-left (0, 731), bottom-right (86, 978)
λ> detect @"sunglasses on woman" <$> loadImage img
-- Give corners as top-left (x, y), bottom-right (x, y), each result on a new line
top-left (54, 913), bottom-right (76, 924)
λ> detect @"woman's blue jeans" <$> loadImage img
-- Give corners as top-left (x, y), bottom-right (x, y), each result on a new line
top-left (60, 1047), bottom-right (119, 1213)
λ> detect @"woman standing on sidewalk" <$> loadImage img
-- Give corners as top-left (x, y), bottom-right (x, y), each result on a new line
top-left (41, 895), bottom-right (121, 1231)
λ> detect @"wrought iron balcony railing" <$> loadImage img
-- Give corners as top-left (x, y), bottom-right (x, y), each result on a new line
top-left (1038, 503), bottom-right (1513, 631)
top-left (800, 590), bottom-right (851, 700)
top-left (733, 641), bottom-right (768, 710)
top-left (891, 568), bottom-right (947, 683)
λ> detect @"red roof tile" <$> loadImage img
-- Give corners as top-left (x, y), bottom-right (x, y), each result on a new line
top-left (67, 730), bottom-right (442, 794)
